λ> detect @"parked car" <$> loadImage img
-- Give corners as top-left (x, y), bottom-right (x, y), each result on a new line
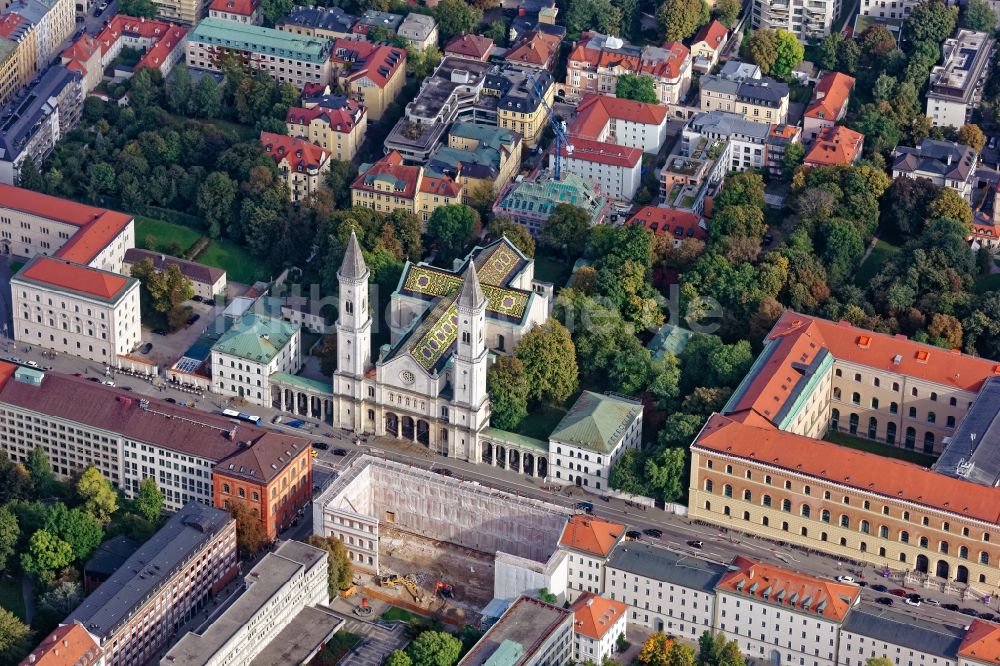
top-left (140, 342), bottom-right (153, 354)
top-left (87, 377), bottom-right (100, 382)
top-left (186, 314), bottom-right (200, 326)
top-left (979, 612), bottom-right (998, 621)
top-left (943, 603), bottom-right (960, 611)
top-left (875, 597), bottom-right (894, 606)
top-left (870, 584), bottom-right (888, 592)
top-left (835, 576), bottom-right (855, 584)
top-left (904, 598), bottom-right (921, 607)
top-left (272, 415), bottom-right (282, 424)
top-left (206, 299), bottom-right (216, 306)
top-left (333, 448), bottom-right (348, 456)
top-left (25, 360), bottom-right (38, 368)
top-left (990, 136), bottom-right (997, 150)
top-left (192, 295), bottom-right (204, 302)
top-left (313, 441), bottom-right (329, 450)
top-left (889, 588), bottom-right (908, 597)
top-left (907, 593), bottom-right (922, 601)
top-left (120, 386), bottom-right (132, 392)
top-left (625, 530), bottom-right (642, 541)
top-left (166, 397), bottom-right (177, 404)
top-left (153, 328), bottom-right (168, 335)
top-left (687, 540), bottom-right (704, 549)
top-left (924, 598), bottom-right (939, 606)
top-left (101, 380), bottom-right (115, 387)
top-left (961, 607), bottom-right (980, 616)
top-left (575, 501), bottom-right (594, 514)
top-left (643, 528), bottom-right (663, 538)
top-left (433, 467), bottom-right (453, 477)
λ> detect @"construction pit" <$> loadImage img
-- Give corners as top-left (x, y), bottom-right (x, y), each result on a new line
top-left (315, 456), bottom-right (573, 625)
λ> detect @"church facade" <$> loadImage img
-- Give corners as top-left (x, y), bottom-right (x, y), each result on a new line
top-left (331, 232), bottom-right (552, 463)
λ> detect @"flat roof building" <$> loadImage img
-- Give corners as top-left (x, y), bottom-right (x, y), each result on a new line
top-left (460, 595), bottom-right (573, 666)
top-left (927, 30), bottom-right (995, 128)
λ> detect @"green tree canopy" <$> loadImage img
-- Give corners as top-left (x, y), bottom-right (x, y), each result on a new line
top-left (77, 466), bottom-right (118, 525)
top-left (26, 445), bottom-right (53, 494)
top-left (961, 0), bottom-right (997, 30)
top-left (657, 0), bottom-right (706, 41)
top-left (712, 0), bottom-right (741, 26)
top-left (747, 28), bottom-right (778, 74)
top-left (44, 504), bottom-right (103, 562)
top-left (408, 630), bottom-right (463, 666)
top-left (386, 650), bottom-right (413, 666)
top-left (230, 500), bottom-right (267, 559)
top-left (488, 217), bottom-right (535, 257)
top-left (135, 477), bottom-right (165, 522)
top-left (904, 0), bottom-right (958, 43)
top-left (616, 73), bottom-right (659, 103)
top-left (958, 123), bottom-right (987, 152)
top-left (21, 529), bottom-right (74, 584)
top-left (771, 29), bottom-right (805, 78)
top-left (307, 534), bottom-right (354, 593)
top-left (0, 507), bottom-right (18, 573)
top-left (487, 356), bottom-right (530, 430)
top-left (928, 187), bottom-right (973, 225)
top-left (427, 205), bottom-right (480, 264)
top-left (0, 607), bottom-right (32, 666)
top-left (541, 203), bottom-right (592, 258)
top-left (515, 320), bottom-right (579, 405)
top-left (433, 0), bottom-right (483, 39)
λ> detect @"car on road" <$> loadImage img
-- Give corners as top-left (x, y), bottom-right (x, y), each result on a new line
top-left (980, 612), bottom-right (998, 621)
top-left (139, 342), bottom-right (153, 354)
top-left (333, 448), bottom-right (348, 456)
top-left (870, 584), bottom-right (888, 592)
top-left (924, 598), bottom-right (939, 606)
top-left (101, 380), bottom-right (115, 387)
top-left (192, 295), bottom-right (204, 302)
top-left (206, 299), bottom-right (216, 306)
top-left (904, 598), bottom-right (921, 607)
top-left (166, 397), bottom-right (177, 403)
top-left (120, 386), bottom-right (132, 392)
top-left (990, 136), bottom-right (997, 150)
top-left (906, 593), bottom-right (921, 601)
top-left (643, 528), bottom-right (663, 538)
top-left (889, 588), bottom-right (908, 597)
top-left (875, 597), bottom-right (894, 606)
top-left (835, 576), bottom-right (855, 584)
top-left (313, 442), bottom-right (329, 450)
top-left (186, 314), bottom-right (200, 326)
top-left (625, 530), bottom-right (641, 541)
top-left (272, 415), bottom-right (282, 424)
top-left (76, 14), bottom-right (84, 21)
top-left (943, 603), bottom-right (960, 611)
top-left (961, 607), bottom-right (980, 616)
top-left (25, 360), bottom-right (38, 367)
top-left (687, 540), bottom-right (704, 549)
top-left (433, 467), bottom-right (453, 477)
top-left (87, 377), bottom-right (100, 382)
top-left (575, 501), bottom-right (594, 514)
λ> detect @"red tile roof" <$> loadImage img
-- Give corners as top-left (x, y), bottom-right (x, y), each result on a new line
top-left (286, 98), bottom-right (364, 133)
top-left (570, 592), bottom-right (627, 640)
top-left (443, 32), bottom-right (493, 60)
top-left (209, 0), bottom-right (257, 15)
top-left (805, 71), bottom-right (855, 121)
top-left (694, 414), bottom-right (1000, 524)
top-left (0, 13), bottom-right (26, 38)
top-left (98, 16), bottom-right (187, 73)
top-left (570, 94), bottom-right (667, 140)
top-left (559, 514), bottom-right (624, 557)
top-left (959, 620), bottom-right (1000, 665)
top-left (19, 257), bottom-right (132, 301)
top-left (628, 206), bottom-right (706, 240)
top-left (213, 430), bottom-right (311, 485)
top-left (558, 136), bottom-right (642, 168)
top-left (331, 37), bottom-right (407, 89)
top-left (20, 623), bottom-right (102, 666)
top-left (716, 556), bottom-right (861, 622)
top-left (352, 150), bottom-right (420, 199)
top-left (61, 34), bottom-right (101, 75)
top-left (692, 20), bottom-right (728, 51)
top-left (804, 126), bottom-right (863, 167)
top-left (505, 31), bottom-right (560, 67)
top-left (419, 173), bottom-right (462, 198)
top-left (642, 40), bottom-right (689, 79)
top-left (570, 34), bottom-right (688, 80)
top-left (261, 132), bottom-right (330, 173)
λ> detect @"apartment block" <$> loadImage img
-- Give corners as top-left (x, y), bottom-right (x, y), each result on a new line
top-left (151, 0), bottom-right (209, 26)
top-left (286, 95), bottom-right (366, 162)
top-left (838, 606), bottom-right (966, 666)
top-left (210, 312), bottom-right (301, 407)
top-left (260, 131), bottom-right (331, 202)
top-left (892, 139), bottom-right (978, 201)
top-left (570, 593), bottom-right (627, 664)
top-left (553, 138), bottom-right (642, 201)
top-left (19, 624), bottom-right (103, 666)
top-left (628, 206), bottom-right (707, 248)
top-left (804, 126), bottom-right (864, 167)
top-left (565, 32), bottom-right (691, 106)
top-left (186, 18), bottom-right (332, 89)
top-left (46, 503), bottom-right (238, 666)
top-left (277, 5), bottom-right (355, 39)
top-left (60, 33), bottom-right (101, 93)
top-left (329, 36), bottom-right (406, 121)
top-left (570, 94), bottom-right (669, 154)
top-left (700, 73), bottom-right (790, 124)
top-left (803, 71), bottom-right (855, 142)
top-left (927, 30), bottom-right (995, 128)
top-left (207, 0), bottom-right (259, 23)
top-left (427, 123), bottom-right (522, 205)
top-left (691, 20), bottom-right (728, 73)
top-left (752, 0), bottom-right (842, 40)
top-left (460, 596), bottom-right (574, 666)
top-left (351, 150), bottom-right (462, 221)
top-left (505, 30), bottom-right (560, 70)
top-left (91, 15), bottom-right (188, 78)
top-left (162, 540), bottom-right (340, 666)
top-left (559, 514), bottom-right (625, 602)
top-left (397, 12), bottom-right (437, 51)
top-left (4, 0), bottom-right (75, 76)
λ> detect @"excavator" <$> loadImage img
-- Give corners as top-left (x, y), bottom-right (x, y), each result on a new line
top-left (378, 574), bottom-right (424, 603)
top-left (433, 581), bottom-right (454, 599)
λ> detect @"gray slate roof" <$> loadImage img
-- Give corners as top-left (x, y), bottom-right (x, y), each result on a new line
top-left (689, 110), bottom-right (771, 140)
top-left (893, 139), bottom-right (976, 182)
top-left (339, 229), bottom-right (368, 280)
top-left (278, 5), bottom-right (355, 32)
top-left (841, 605), bottom-right (967, 658)
top-left (934, 375), bottom-right (1000, 486)
top-left (700, 75), bottom-right (788, 107)
top-left (606, 542), bottom-right (730, 592)
top-left (0, 66), bottom-right (80, 162)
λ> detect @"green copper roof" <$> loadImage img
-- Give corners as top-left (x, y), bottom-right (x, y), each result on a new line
top-left (549, 391), bottom-right (642, 453)
top-left (188, 18), bottom-right (331, 64)
top-left (211, 313), bottom-right (298, 364)
top-left (496, 172), bottom-right (607, 224)
top-left (270, 372), bottom-right (333, 395)
top-left (483, 640), bottom-right (523, 666)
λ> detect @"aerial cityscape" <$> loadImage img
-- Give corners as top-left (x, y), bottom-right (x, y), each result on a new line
top-left (0, 0), bottom-right (1000, 663)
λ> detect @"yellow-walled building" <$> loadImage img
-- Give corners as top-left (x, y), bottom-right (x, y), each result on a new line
top-left (286, 96), bottom-right (367, 162)
top-left (485, 67), bottom-right (553, 146)
top-left (351, 151), bottom-right (462, 222)
top-left (331, 37), bottom-right (406, 121)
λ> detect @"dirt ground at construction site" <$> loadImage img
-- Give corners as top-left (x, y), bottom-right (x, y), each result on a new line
top-left (365, 525), bottom-right (495, 623)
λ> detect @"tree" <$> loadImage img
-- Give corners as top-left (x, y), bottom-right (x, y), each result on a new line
top-left (541, 203), bottom-right (592, 258)
top-left (713, 172), bottom-right (766, 212)
top-left (928, 187), bottom-right (973, 225)
top-left (482, 19), bottom-right (507, 45)
top-left (36, 582), bottom-right (84, 622)
top-left (306, 534), bottom-right (354, 593)
top-left (119, 0), bottom-right (156, 17)
top-left (0, 453), bottom-right (33, 505)
top-left (197, 171), bottom-right (237, 238)
top-left (713, 0), bottom-right (741, 26)
top-left (26, 445), bottom-right (53, 494)
top-left (817, 32), bottom-right (843, 70)
top-left (537, 587), bottom-right (557, 603)
top-left (0, 507), bottom-right (18, 573)
top-left (21, 529), bottom-right (74, 583)
top-left (408, 630), bottom-right (463, 666)
top-left (135, 477), bottom-right (165, 522)
top-left (781, 142), bottom-right (805, 180)
top-left (86, 162), bottom-right (116, 202)
top-left (17, 155), bottom-right (43, 192)
top-left (488, 217), bottom-right (535, 257)
top-left (657, 0), bottom-right (705, 41)
top-left (668, 644), bottom-right (698, 666)
top-left (838, 38), bottom-right (861, 74)
top-left (609, 448), bottom-right (647, 495)
top-left (515, 320), bottom-right (579, 405)
top-left (958, 123), bottom-right (987, 152)
top-left (565, 0), bottom-right (622, 37)
top-left (259, 0), bottom-right (293, 26)
top-left (866, 659), bottom-right (894, 666)
top-left (904, 0), bottom-right (958, 44)
top-left (167, 64), bottom-right (192, 114)
top-left (434, 0), bottom-right (483, 40)
top-left (962, 0), bottom-right (997, 30)
top-left (639, 633), bottom-right (673, 666)
top-left (0, 608), bottom-right (31, 666)
top-left (771, 29), bottom-right (805, 78)
top-left (616, 73), bottom-right (659, 104)
top-left (928, 313), bottom-right (963, 348)
top-left (325, 160), bottom-right (359, 209)
top-left (386, 651), bottom-right (413, 666)
top-left (44, 504), bottom-right (103, 562)
top-left (882, 176), bottom-right (937, 237)
top-left (427, 205), bottom-right (479, 264)
top-left (230, 500), bottom-right (267, 559)
top-left (698, 631), bottom-right (745, 666)
top-left (487, 356), bottom-right (530, 430)
top-left (645, 447), bottom-right (688, 502)
top-left (747, 28), bottom-right (779, 74)
top-left (76, 466), bottom-right (118, 525)
top-left (191, 75), bottom-right (222, 118)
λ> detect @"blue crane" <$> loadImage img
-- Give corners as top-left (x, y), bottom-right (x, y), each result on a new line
top-left (524, 71), bottom-right (573, 180)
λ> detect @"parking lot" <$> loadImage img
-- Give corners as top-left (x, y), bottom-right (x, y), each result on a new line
top-left (134, 299), bottom-right (225, 369)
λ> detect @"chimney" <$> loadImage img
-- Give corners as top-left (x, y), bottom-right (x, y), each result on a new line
top-left (947, 152), bottom-right (953, 166)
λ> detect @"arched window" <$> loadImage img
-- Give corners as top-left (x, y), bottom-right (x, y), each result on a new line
top-left (860, 520), bottom-right (870, 534)
top-left (840, 515), bottom-right (850, 528)
top-left (762, 495), bottom-right (772, 507)
top-left (868, 417), bottom-right (878, 439)
top-left (909, 406), bottom-right (917, 418)
top-left (849, 413), bottom-right (859, 434)
top-left (854, 373), bottom-right (862, 382)
top-left (821, 509), bottom-right (830, 523)
top-left (899, 553), bottom-right (907, 563)
top-left (871, 397), bottom-right (879, 409)
top-left (831, 409), bottom-right (840, 429)
top-left (981, 552), bottom-right (990, 565)
top-left (886, 421), bottom-right (897, 444)
top-left (743, 489), bottom-right (752, 501)
top-left (940, 541), bottom-right (950, 555)
top-left (905, 427), bottom-right (916, 449)
top-left (928, 412), bottom-right (936, 424)
top-left (782, 499), bottom-right (791, 512)
top-left (924, 432), bottom-right (935, 453)
top-left (801, 505), bottom-right (811, 518)
top-left (851, 392), bottom-right (861, 405)
top-left (724, 484), bottom-right (733, 498)
top-left (879, 525), bottom-right (889, 538)
top-left (835, 369), bottom-right (842, 377)
top-left (890, 401), bottom-right (899, 415)
top-left (901, 530), bottom-right (911, 544)
top-left (833, 387), bottom-right (842, 400)
top-left (959, 546), bottom-right (968, 559)
top-left (743, 511), bottom-right (750, 521)
top-left (947, 415), bottom-right (956, 428)
top-left (705, 479), bottom-right (713, 492)
top-left (919, 536), bottom-right (929, 548)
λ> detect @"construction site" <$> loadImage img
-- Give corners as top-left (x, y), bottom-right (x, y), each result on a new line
top-left (314, 456), bottom-right (572, 624)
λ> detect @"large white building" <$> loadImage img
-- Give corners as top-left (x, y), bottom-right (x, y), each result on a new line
top-left (211, 313), bottom-right (302, 407)
top-left (332, 232), bottom-right (551, 464)
top-left (752, 0), bottom-right (842, 41)
top-left (551, 138), bottom-right (643, 201)
top-left (838, 605), bottom-right (967, 666)
top-left (560, 514), bottom-right (625, 602)
top-left (569, 94), bottom-right (669, 154)
top-left (927, 30), bottom-right (995, 128)
top-left (570, 592), bottom-right (627, 664)
top-left (12, 257), bottom-right (141, 363)
top-left (548, 391), bottom-right (643, 491)
top-left (162, 540), bottom-right (342, 666)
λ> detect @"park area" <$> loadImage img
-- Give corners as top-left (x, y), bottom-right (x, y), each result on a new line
top-left (135, 216), bottom-right (268, 285)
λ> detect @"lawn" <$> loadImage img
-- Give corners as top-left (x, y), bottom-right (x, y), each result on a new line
top-left (824, 430), bottom-right (936, 467)
top-left (309, 631), bottom-right (361, 665)
top-left (855, 239), bottom-right (901, 286)
top-left (135, 216), bottom-right (202, 255)
top-left (515, 404), bottom-right (568, 441)
top-left (0, 578), bottom-right (25, 621)
top-left (196, 238), bottom-right (269, 285)
top-left (533, 253), bottom-right (572, 286)
top-left (975, 272), bottom-right (1000, 294)
top-left (381, 606), bottom-right (427, 624)
top-left (166, 112), bottom-right (259, 142)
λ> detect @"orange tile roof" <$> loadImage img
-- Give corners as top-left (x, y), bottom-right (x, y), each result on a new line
top-left (570, 94), bottom-right (668, 141)
top-left (805, 71), bottom-right (855, 121)
top-left (209, 0), bottom-right (257, 15)
top-left (97, 16), bottom-right (187, 73)
top-left (0, 13), bottom-right (26, 39)
top-left (352, 150), bottom-right (420, 199)
top-left (570, 592), bottom-right (628, 640)
top-left (628, 205), bottom-right (706, 240)
top-left (804, 126), bottom-right (863, 167)
top-left (559, 514), bottom-right (623, 557)
top-left (286, 98), bottom-right (364, 133)
top-left (443, 32), bottom-right (493, 60)
top-left (332, 37), bottom-right (407, 89)
top-left (692, 19), bottom-right (728, 51)
top-left (19, 257), bottom-right (132, 301)
top-left (61, 34), bottom-right (101, 74)
top-left (569, 34), bottom-right (689, 80)
top-left (642, 41), bottom-right (689, 79)
top-left (505, 30), bottom-right (560, 67)
top-left (558, 136), bottom-right (642, 167)
top-left (20, 623), bottom-right (102, 666)
top-left (959, 620), bottom-right (1000, 664)
top-left (419, 173), bottom-right (461, 198)
top-left (261, 131), bottom-right (330, 173)
top-left (694, 414), bottom-right (1000, 524)
top-left (716, 556), bottom-right (861, 622)
top-left (0, 361), bottom-right (15, 390)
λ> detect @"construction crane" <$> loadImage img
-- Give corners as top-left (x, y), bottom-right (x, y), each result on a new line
top-left (524, 72), bottom-right (573, 180)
